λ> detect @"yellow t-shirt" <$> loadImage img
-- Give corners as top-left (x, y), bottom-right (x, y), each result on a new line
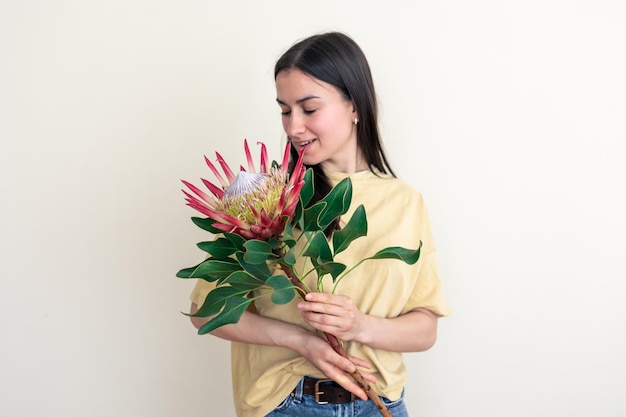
top-left (190, 169), bottom-right (451, 417)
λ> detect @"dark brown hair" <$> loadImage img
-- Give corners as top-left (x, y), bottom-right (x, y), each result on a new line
top-left (275, 32), bottom-right (395, 233)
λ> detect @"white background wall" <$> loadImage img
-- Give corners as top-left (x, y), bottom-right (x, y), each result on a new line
top-left (2, 1), bottom-right (625, 416)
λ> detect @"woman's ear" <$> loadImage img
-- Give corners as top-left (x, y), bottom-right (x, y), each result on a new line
top-left (352, 107), bottom-right (359, 125)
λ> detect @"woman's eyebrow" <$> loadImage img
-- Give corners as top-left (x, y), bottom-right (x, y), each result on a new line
top-left (276, 95), bottom-right (320, 106)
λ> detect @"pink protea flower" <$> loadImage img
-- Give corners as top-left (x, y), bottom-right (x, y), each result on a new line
top-left (182, 140), bottom-right (306, 241)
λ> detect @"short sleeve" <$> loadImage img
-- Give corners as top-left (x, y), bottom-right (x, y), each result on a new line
top-left (189, 278), bottom-right (217, 307)
top-left (405, 251), bottom-right (451, 317)
top-left (403, 193), bottom-right (451, 317)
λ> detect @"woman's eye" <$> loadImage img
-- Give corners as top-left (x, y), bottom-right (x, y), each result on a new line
top-left (281, 110), bottom-right (291, 116)
top-left (303, 109), bottom-right (316, 115)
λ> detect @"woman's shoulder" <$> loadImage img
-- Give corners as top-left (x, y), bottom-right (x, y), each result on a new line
top-left (354, 171), bottom-right (426, 211)
top-left (327, 169), bottom-right (427, 208)
top-left (371, 170), bottom-right (424, 196)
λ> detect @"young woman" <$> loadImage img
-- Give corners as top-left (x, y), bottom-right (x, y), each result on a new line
top-left (189, 32), bottom-right (450, 417)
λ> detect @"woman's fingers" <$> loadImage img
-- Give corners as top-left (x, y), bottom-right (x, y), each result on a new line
top-left (349, 356), bottom-right (377, 383)
top-left (298, 292), bottom-right (364, 341)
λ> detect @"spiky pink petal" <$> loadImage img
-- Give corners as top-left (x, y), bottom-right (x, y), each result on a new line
top-left (292, 146), bottom-right (306, 179)
top-left (184, 201), bottom-right (214, 218)
top-left (207, 210), bottom-right (250, 229)
top-left (181, 180), bottom-right (214, 204)
top-left (201, 178), bottom-right (224, 198)
top-left (238, 229), bottom-right (257, 240)
top-left (281, 142), bottom-right (291, 175)
top-left (258, 142), bottom-right (269, 173)
top-left (182, 191), bottom-right (215, 210)
top-left (283, 199), bottom-right (299, 218)
top-left (204, 156), bottom-right (228, 188)
top-left (249, 225), bottom-right (272, 239)
top-left (274, 192), bottom-right (286, 213)
top-left (243, 139), bottom-right (256, 173)
top-left (211, 223), bottom-right (239, 234)
top-left (267, 214), bottom-right (284, 230)
top-left (184, 194), bottom-right (251, 230)
top-left (246, 200), bottom-right (260, 218)
top-left (259, 209), bottom-right (272, 227)
top-left (291, 180), bottom-right (305, 198)
top-left (183, 196), bottom-right (219, 216)
top-left (215, 152), bottom-right (236, 182)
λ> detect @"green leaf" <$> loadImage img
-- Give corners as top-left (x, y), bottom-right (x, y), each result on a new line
top-left (303, 232), bottom-right (333, 263)
top-left (266, 275), bottom-right (296, 305)
top-left (243, 240), bottom-right (275, 264)
top-left (332, 204), bottom-right (368, 255)
top-left (176, 258), bottom-right (241, 281)
top-left (222, 271), bottom-right (267, 291)
top-left (197, 238), bottom-right (238, 259)
top-left (282, 221), bottom-right (297, 248)
top-left (197, 296), bottom-right (253, 334)
top-left (223, 232), bottom-right (246, 251)
top-left (192, 258), bottom-right (242, 280)
top-left (293, 169), bottom-right (314, 229)
top-left (191, 217), bottom-right (222, 234)
top-left (190, 286), bottom-right (248, 318)
top-left (283, 249), bottom-right (297, 266)
top-left (176, 264), bottom-right (204, 279)
top-left (293, 200), bottom-right (304, 229)
top-left (235, 252), bottom-right (272, 280)
top-left (268, 237), bottom-right (281, 250)
top-left (318, 178), bottom-right (352, 229)
top-left (299, 168), bottom-right (315, 207)
top-left (314, 261), bottom-right (347, 281)
top-left (302, 201), bottom-right (327, 232)
top-left (365, 242), bottom-right (423, 265)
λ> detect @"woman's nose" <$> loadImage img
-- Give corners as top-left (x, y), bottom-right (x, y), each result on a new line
top-left (285, 113), bottom-right (305, 138)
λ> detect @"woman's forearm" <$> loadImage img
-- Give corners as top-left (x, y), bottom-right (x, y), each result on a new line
top-left (356, 308), bottom-right (439, 352)
top-left (189, 302), bottom-right (373, 400)
top-left (189, 302), bottom-right (309, 350)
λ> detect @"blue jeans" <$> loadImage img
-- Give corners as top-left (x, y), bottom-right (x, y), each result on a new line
top-left (265, 377), bottom-right (409, 417)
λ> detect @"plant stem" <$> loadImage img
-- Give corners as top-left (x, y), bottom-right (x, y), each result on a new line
top-left (274, 249), bottom-right (393, 417)
top-left (322, 333), bottom-right (393, 417)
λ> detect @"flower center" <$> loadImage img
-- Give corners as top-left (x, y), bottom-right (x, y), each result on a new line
top-left (219, 169), bottom-right (287, 225)
top-left (224, 171), bottom-right (268, 199)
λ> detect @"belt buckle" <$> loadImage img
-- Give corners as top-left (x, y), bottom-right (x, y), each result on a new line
top-left (314, 379), bottom-right (333, 404)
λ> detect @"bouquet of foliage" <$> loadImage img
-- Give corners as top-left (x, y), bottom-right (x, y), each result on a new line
top-left (178, 140), bottom-right (422, 417)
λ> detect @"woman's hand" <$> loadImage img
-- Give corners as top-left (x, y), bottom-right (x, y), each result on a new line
top-left (190, 302), bottom-right (376, 399)
top-left (297, 292), bottom-right (365, 342)
top-left (297, 293), bottom-right (440, 352)
top-left (289, 330), bottom-right (376, 401)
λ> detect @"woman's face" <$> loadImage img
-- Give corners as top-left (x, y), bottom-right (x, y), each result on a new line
top-left (276, 69), bottom-right (365, 173)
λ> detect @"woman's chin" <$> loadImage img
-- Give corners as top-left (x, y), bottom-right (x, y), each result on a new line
top-left (302, 155), bottom-right (321, 167)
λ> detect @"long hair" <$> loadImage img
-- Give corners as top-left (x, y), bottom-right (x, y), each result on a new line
top-left (275, 32), bottom-right (395, 233)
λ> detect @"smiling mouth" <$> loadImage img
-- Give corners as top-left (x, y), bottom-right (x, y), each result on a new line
top-left (296, 139), bottom-right (315, 146)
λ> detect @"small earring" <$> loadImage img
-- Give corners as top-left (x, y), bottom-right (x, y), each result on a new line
top-left (354, 118), bottom-right (359, 125)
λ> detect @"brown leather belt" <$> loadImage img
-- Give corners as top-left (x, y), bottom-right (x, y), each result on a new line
top-left (302, 376), bottom-right (356, 404)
